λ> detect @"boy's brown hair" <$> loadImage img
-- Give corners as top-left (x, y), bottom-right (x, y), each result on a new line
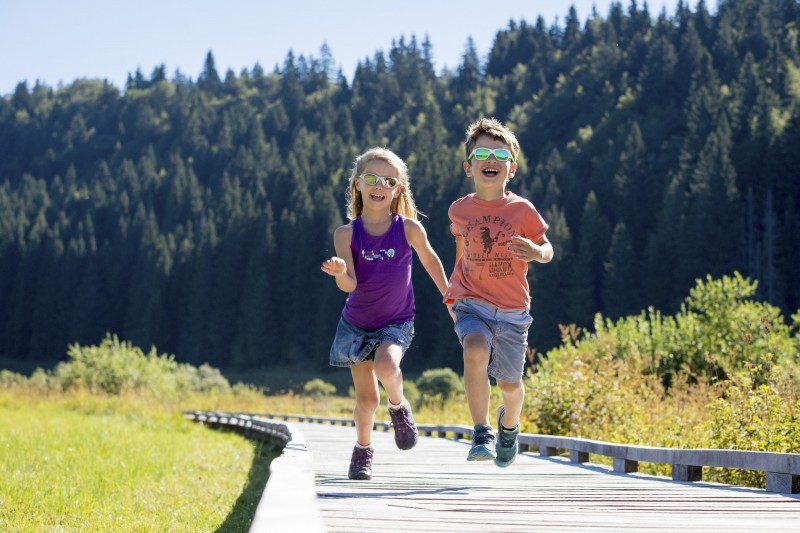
top-left (464, 117), bottom-right (521, 162)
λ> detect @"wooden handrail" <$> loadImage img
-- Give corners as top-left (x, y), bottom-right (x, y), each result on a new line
top-left (250, 412), bottom-right (800, 494)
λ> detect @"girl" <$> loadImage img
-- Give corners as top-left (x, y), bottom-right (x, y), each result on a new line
top-left (321, 147), bottom-right (450, 480)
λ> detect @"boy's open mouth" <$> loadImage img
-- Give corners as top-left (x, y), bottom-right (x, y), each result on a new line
top-left (482, 168), bottom-right (500, 177)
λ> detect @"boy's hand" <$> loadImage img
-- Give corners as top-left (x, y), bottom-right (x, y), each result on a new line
top-left (509, 235), bottom-right (540, 262)
top-left (321, 256), bottom-right (347, 277)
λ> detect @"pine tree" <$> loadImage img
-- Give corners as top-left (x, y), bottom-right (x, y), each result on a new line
top-left (197, 51), bottom-right (222, 94)
top-left (602, 222), bottom-right (641, 319)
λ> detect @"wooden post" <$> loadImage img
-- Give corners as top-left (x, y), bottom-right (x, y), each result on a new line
top-left (672, 464), bottom-right (702, 482)
top-left (540, 446), bottom-right (558, 457)
top-left (613, 458), bottom-right (639, 473)
top-left (766, 472), bottom-right (800, 494)
top-left (570, 450), bottom-right (589, 463)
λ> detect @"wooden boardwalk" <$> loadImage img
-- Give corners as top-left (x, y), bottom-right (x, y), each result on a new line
top-left (300, 421), bottom-right (800, 533)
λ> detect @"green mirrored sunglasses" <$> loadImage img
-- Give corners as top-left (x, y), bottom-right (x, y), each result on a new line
top-left (467, 147), bottom-right (515, 163)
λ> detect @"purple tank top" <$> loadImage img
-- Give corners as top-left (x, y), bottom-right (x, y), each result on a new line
top-left (342, 214), bottom-right (415, 331)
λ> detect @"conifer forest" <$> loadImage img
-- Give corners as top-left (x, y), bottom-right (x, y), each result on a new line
top-left (1, 0), bottom-right (799, 373)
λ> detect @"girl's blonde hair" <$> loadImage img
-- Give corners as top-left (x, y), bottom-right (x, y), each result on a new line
top-left (345, 147), bottom-right (418, 221)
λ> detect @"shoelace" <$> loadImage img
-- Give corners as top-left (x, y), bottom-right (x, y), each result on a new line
top-left (391, 407), bottom-right (414, 431)
top-left (473, 427), bottom-right (495, 445)
top-left (352, 447), bottom-right (373, 469)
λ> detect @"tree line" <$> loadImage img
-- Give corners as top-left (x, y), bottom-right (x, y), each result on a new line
top-left (1, 0), bottom-right (798, 372)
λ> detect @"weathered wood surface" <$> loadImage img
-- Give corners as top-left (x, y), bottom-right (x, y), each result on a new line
top-left (301, 422), bottom-right (800, 533)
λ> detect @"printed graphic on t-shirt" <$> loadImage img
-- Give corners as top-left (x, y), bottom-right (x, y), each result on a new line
top-left (463, 216), bottom-right (516, 280)
top-left (362, 248), bottom-right (396, 261)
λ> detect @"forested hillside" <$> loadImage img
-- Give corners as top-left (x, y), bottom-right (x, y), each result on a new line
top-left (1, 0), bottom-right (798, 371)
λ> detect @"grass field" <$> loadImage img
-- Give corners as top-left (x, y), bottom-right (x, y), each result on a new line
top-left (0, 389), bottom-right (278, 532)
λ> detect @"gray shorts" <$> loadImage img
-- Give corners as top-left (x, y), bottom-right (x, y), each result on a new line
top-left (452, 298), bottom-right (533, 382)
top-left (329, 316), bottom-right (415, 367)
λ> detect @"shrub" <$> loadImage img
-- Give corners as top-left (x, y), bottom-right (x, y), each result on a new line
top-left (416, 368), bottom-right (462, 405)
top-left (0, 370), bottom-right (25, 387)
top-left (523, 272), bottom-right (800, 483)
top-left (51, 333), bottom-right (231, 398)
top-left (302, 378), bottom-right (336, 398)
top-left (402, 379), bottom-right (420, 409)
top-left (703, 355), bottom-right (800, 487)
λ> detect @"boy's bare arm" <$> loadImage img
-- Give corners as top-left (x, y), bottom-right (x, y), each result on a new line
top-left (510, 234), bottom-right (553, 263)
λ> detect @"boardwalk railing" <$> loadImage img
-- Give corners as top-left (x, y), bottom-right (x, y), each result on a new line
top-left (192, 411), bottom-right (800, 494)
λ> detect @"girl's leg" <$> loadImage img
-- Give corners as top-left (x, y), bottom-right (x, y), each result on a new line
top-left (372, 342), bottom-right (404, 405)
top-left (350, 361), bottom-right (380, 446)
top-left (374, 341), bottom-right (418, 450)
top-left (495, 378), bottom-right (524, 428)
top-left (462, 332), bottom-right (491, 426)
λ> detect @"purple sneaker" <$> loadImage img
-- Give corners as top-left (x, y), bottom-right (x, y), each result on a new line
top-left (348, 445), bottom-right (374, 480)
top-left (389, 401), bottom-right (419, 450)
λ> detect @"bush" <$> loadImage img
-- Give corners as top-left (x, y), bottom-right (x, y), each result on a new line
top-left (51, 333), bottom-right (230, 397)
top-left (0, 370), bottom-right (25, 387)
top-left (402, 379), bottom-right (420, 409)
top-left (523, 272), bottom-right (800, 484)
top-left (703, 355), bottom-right (800, 487)
top-left (416, 368), bottom-right (462, 405)
top-left (302, 378), bottom-right (336, 398)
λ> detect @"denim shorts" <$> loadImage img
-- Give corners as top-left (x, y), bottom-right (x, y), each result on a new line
top-left (329, 316), bottom-right (415, 367)
top-left (452, 298), bottom-right (533, 382)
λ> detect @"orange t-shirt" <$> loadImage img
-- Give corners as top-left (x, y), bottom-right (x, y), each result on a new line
top-left (444, 192), bottom-right (548, 310)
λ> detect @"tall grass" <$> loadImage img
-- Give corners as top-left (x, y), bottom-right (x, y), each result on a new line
top-left (0, 338), bottom-right (279, 533)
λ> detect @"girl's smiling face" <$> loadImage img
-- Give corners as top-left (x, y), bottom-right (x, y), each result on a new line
top-left (357, 159), bottom-right (400, 210)
top-left (464, 134), bottom-right (518, 200)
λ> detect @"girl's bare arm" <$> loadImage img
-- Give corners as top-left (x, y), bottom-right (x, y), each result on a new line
top-left (321, 225), bottom-right (357, 293)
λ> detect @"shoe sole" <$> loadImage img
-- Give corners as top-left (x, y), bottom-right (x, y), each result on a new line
top-left (467, 445), bottom-right (497, 461)
top-left (495, 446), bottom-right (518, 467)
top-left (348, 472), bottom-right (371, 480)
top-left (395, 429), bottom-right (419, 450)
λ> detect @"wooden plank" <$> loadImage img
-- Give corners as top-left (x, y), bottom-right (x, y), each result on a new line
top-left (299, 422), bottom-right (800, 533)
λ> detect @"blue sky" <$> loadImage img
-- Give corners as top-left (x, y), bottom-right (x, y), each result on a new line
top-left (0, 0), bottom-right (718, 96)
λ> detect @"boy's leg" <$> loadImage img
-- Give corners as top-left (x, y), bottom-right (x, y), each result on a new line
top-left (495, 379), bottom-right (523, 467)
top-left (463, 332), bottom-right (496, 460)
top-left (462, 332), bottom-right (491, 425)
top-left (496, 378), bottom-right (524, 428)
top-left (488, 306), bottom-right (531, 467)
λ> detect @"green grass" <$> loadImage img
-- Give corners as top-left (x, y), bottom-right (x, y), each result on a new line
top-left (0, 390), bottom-right (277, 532)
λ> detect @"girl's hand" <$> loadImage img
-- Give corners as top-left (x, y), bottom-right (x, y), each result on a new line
top-left (321, 256), bottom-right (348, 277)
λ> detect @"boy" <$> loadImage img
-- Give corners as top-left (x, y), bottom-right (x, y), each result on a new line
top-left (444, 117), bottom-right (553, 467)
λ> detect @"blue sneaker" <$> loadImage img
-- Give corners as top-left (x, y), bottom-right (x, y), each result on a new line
top-left (467, 424), bottom-right (496, 461)
top-left (495, 405), bottom-right (519, 467)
